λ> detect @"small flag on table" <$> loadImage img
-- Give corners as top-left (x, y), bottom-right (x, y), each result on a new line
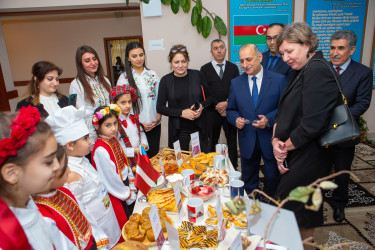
top-left (135, 146), bottom-right (161, 195)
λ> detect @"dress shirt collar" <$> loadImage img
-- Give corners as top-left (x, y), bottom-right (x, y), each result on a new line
top-left (211, 60), bottom-right (226, 67)
top-left (333, 58), bottom-right (351, 73)
top-left (248, 66), bottom-right (264, 82)
top-left (131, 67), bottom-right (148, 77)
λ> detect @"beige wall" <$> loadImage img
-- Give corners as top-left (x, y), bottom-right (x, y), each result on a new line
top-left (2, 13), bottom-right (142, 81)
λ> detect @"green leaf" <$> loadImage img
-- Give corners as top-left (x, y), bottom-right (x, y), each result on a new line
top-left (191, 6), bottom-right (198, 26)
top-left (142, 0), bottom-right (150, 3)
top-left (196, 0), bottom-right (202, 15)
top-left (202, 16), bottom-right (212, 38)
top-left (161, 0), bottom-right (172, 5)
top-left (182, 0), bottom-right (191, 13)
top-left (126, 0), bottom-right (129, 6)
top-left (214, 15), bottom-right (227, 36)
top-left (319, 181), bottom-right (338, 190)
top-left (171, 0), bottom-right (179, 14)
top-left (179, 0), bottom-right (186, 7)
top-left (196, 14), bottom-right (202, 34)
top-left (249, 200), bottom-right (262, 215)
top-left (288, 186), bottom-right (315, 203)
top-left (311, 188), bottom-right (323, 211)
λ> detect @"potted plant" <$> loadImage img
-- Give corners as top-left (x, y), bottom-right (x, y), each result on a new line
top-left (359, 116), bottom-right (368, 142)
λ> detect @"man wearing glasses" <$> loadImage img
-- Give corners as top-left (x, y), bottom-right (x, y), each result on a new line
top-left (261, 23), bottom-right (293, 79)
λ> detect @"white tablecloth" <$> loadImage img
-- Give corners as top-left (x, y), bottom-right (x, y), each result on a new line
top-left (132, 156), bottom-right (257, 249)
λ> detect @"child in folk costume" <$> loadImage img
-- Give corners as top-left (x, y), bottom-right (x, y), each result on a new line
top-left (91, 104), bottom-right (137, 218)
top-left (33, 144), bottom-right (100, 250)
top-left (0, 106), bottom-right (59, 249)
top-left (109, 85), bottom-right (149, 172)
top-left (45, 106), bottom-right (122, 247)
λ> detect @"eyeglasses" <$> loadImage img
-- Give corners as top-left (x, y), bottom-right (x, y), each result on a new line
top-left (170, 46), bottom-right (187, 53)
top-left (266, 35), bottom-right (278, 42)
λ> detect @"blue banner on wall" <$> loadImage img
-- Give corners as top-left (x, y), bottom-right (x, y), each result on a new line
top-left (305, 0), bottom-right (367, 62)
top-left (228, 0), bottom-right (294, 73)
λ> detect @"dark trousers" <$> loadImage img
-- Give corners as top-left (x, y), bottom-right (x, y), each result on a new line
top-left (207, 110), bottom-right (238, 168)
top-left (145, 124), bottom-right (161, 158)
top-left (241, 134), bottom-right (280, 197)
top-left (171, 128), bottom-right (209, 153)
top-left (121, 179), bottom-right (135, 218)
top-left (331, 146), bottom-right (355, 209)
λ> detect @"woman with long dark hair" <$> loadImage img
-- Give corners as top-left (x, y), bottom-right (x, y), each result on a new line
top-left (69, 45), bottom-right (112, 145)
top-left (16, 61), bottom-right (68, 117)
top-left (117, 42), bottom-right (161, 158)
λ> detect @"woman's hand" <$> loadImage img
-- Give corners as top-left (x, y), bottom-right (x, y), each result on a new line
top-left (142, 122), bottom-right (154, 132)
top-left (181, 108), bottom-right (196, 120)
top-left (272, 138), bottom-right (289, 174)
top-left (192, 104), bottom-right (203, 119)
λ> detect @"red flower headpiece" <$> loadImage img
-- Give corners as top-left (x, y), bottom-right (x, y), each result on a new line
top-left (0, 106), bottom-right (41, 166)
top-left (109, 85), bottom-right (138, 103)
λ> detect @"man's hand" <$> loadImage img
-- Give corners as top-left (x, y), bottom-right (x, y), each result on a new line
top-left (252, 115), bottom-right (269, 129)
top-left (236, 117), bottom-right (246, 129)
top-left (215, 101), bottom-right (227, 114)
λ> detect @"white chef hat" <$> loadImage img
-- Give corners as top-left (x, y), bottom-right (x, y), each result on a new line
top-left (45, 106), bottom-right (90, 145)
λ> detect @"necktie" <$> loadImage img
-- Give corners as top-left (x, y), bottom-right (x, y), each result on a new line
top-left (218, 64), bottom-right (224, 79)
top-left (268, 56), bottom-right (277, 70)
top-left (252, 76), bottom-right (258, 107)
top-left (336, 66), bottom-right (341, 76)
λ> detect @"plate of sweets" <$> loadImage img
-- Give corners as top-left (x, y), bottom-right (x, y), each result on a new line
top-left (190, 185), bottom-right (215, 201)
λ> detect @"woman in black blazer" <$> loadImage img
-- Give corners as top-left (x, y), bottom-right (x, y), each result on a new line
top-left (16, 61), bottom-right (68, 117)
top-left (157, 45), bottom-right (212, 152)
top-left (271, 22), bottom-right (340, 241)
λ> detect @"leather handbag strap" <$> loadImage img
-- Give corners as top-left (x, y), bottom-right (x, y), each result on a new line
top-left (305, 58), bottom-right (346, 104)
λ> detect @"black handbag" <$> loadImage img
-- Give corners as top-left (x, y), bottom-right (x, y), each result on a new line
top-left (309, 59), bottom-right (361, 148)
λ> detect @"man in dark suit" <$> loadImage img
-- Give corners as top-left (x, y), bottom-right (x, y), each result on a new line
top-left (200, 39), bottom-right (240, 169)
top-left (329, 30), bottom-right (373, 222)
top-left (227, 44), bottom-right (287, 196)
top-left (261, 23), bottom-right (293, 79)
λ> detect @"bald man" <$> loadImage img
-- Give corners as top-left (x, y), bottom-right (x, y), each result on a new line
top-left (226, 44), bottom-right (287, 196)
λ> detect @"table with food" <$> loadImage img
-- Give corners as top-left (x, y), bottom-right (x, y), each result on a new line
top-left (117, 147), bottom-right (261, 250)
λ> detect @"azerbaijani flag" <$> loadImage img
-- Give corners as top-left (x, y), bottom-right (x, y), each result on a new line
top-left (135, 146), bottom-right (161, 195)
top-left (233, 15), bottom-right (289, 46)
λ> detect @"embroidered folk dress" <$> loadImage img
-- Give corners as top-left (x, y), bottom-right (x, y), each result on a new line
top-left (65, 156), bottom-right (121, 248)
top-left (33, 187), bottom-right (96, 250)
top-left (117, 68), bottom-right (160, 124)
top-left (9, 198), bottom-right (55, 250)
top-left (69, 76), bottom-right (110, 144)
top-left (117, 113), bottom-right (148, 169)
top-left (91, 136), bottom-right (137, 227)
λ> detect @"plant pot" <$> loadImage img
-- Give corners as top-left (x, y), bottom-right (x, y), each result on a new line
top-left (360, 130), bottom-right (366, 142)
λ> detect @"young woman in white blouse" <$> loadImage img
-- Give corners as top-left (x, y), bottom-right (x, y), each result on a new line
top-left (16, 61), bottom-right (69, 117)
top-left (70, 45), bottom-right (112, 145)
top-left (117, 42), bottom-right (161, 158)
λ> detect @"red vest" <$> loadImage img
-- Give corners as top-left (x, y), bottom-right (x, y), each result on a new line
top-left (91, 137), bottom-right (128, 233)
top-left (33, 187), bottom-right (94, 250)
top-left (0, 198), bottom-right (31, 250)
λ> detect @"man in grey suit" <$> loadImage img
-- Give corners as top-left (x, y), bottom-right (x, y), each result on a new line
top-left (329, 30), bottom-right (373, 223)
top-left (261, 23), bottom-right (293, 79)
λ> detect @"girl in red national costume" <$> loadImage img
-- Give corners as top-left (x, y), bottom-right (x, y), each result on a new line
top-left (45, 106), bottom-right (122, 247)
top-left (110, 85), bottom-right (149, 172)
top-left (91, 104), bottom-right (137, 218)
top-left (33, 144), bottom-right (104, 250)
top-left (0, 106), bottom-right (59, 249)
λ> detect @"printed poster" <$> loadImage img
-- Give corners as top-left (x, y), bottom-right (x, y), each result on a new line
top-left (228, 0), bottom-right (294, 73)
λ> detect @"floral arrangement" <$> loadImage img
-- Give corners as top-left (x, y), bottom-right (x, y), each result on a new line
top-left (0, 106), bottom-right (41, 165)
top-left (92, 104), bottom-right (121, 125)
